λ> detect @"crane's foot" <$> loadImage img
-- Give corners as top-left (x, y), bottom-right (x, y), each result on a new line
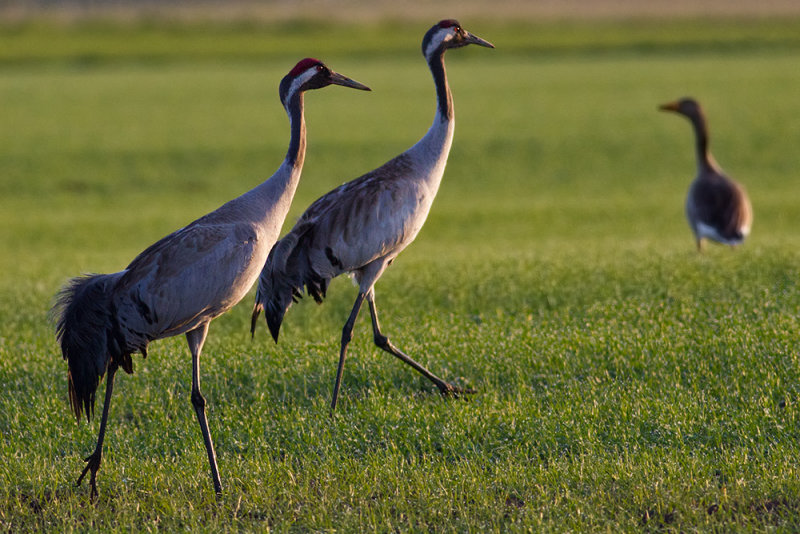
top-left (436, 381), bottom-right (475, 398)
top-left (76, 450), bottom-right (102, 500)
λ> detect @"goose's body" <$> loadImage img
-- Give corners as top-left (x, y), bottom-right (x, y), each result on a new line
top-left (252, 20), bottom-right (494, 411)
top-left (659, 97), bottom-right (752, 250)
top-left (52, 59), bottom-right (369, 498)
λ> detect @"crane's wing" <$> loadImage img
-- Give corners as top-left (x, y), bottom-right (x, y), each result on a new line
top-left (117, 220), bottom-right (260, 341)
top-left (288, 154), bottom-right (420, 271)
top-left (252, 154), bottom-right (421, 340)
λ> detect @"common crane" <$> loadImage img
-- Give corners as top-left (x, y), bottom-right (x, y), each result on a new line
top-left (251, 20), bottom-right (493, 411)
top-left (53, 59), bottom-right (369, 498)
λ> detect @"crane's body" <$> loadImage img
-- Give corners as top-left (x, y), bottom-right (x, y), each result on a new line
top-left (252, 20), bottom-right (493, 411)
top-left (76, 168), bottom-right (300, 356)
top-left (266, 110), bottom-right (452, 301)
top-left (659, 97), bottom-right (752, 251)
top-left (53, 59), bottom-right (369, 498)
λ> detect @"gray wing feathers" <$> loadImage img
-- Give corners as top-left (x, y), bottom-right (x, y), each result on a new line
top-left (120, 222), bottom-right (260, 338)
top-left (252, 154), bottom-right (420, 341)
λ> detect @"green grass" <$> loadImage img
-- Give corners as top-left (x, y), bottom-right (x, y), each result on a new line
top-left (3, 18), bottom-right (800, 532)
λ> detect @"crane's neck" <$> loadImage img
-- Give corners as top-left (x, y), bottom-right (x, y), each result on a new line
top-left (284, 92), bottom-right (307, 170)
top-left (430, 51), bottom-right (453, 122)
top-left (404, 50), bottom-right (456, 193)
top-left (254, 92), bottom-right (307, 226)
top-left (689, 111), bottom-right (716, 173)
top-left (217, 92), bottom-right (306, 240)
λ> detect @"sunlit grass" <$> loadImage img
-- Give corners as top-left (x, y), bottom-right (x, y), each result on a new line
top-left (2, 18), bottom-right (800, 532)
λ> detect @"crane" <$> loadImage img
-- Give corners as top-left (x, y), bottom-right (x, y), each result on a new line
top-left (659, 97), bottom-right (753, 251)
top-left (52, 58), bottom-right (369, 498)
top-left (251, 20), bottom-right (494, 411)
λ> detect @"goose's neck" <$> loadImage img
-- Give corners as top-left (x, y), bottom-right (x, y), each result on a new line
top-left (690, 112), bottom-right (714, 173)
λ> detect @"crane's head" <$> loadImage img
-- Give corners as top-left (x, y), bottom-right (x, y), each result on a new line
top-left (279, 58), bottom-right (370, 108)
top-left (422, 20), bottom-right (494, 62)
top-left (659, 97), bottom-right (703, 120)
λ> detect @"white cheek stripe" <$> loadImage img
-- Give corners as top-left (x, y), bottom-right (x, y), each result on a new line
top-left (424, 29), bottom-right (452, 60)
top-left (287, 68), bottom-right (318, 101)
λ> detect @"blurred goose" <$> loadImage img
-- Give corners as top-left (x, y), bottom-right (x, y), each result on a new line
top-left (659, 97), bottom-right (752, 251)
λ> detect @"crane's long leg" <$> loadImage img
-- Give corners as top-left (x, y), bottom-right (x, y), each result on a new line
top-left (76, 361), bottom-right (119, 500)
top-left (186, 323), bottom-right (222, 495)
top-left (366, 289), bottom-right (472, 397)
top-left (331, 291), bottom-right (367, 413)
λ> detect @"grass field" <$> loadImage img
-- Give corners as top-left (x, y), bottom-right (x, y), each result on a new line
top-left (2, 16), bottom-right (800, 532)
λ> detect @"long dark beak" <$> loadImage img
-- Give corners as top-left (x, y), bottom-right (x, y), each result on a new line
top-left (659, 101), bottom-right (679, 112)
top-left (330, 71), bottom-right (371, 91)
top-left (464, 31), bottom-right (495, 49)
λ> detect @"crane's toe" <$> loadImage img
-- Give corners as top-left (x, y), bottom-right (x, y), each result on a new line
top-left (437, 381), bottom-right (475, 398)
top-left (77, 450), bottom-right (102, 500)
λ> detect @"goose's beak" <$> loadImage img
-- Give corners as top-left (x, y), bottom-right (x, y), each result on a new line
top-left (659, 101), bottom-right (680, 112)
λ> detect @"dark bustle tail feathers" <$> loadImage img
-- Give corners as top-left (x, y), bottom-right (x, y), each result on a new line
top-left (250, 269), bottom-right (295, 343)
top-left (251, 232), bottom-right (329, 343)
top-left (52, 273), bottom-right (128, 422)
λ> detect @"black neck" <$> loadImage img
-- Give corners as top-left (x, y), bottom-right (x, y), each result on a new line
top-left (690, 111), bottom-right (712, 170)
top-left (428, 51), bottom-right (452, 120)
top-left (285, 92), bottom-right (306, 168)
